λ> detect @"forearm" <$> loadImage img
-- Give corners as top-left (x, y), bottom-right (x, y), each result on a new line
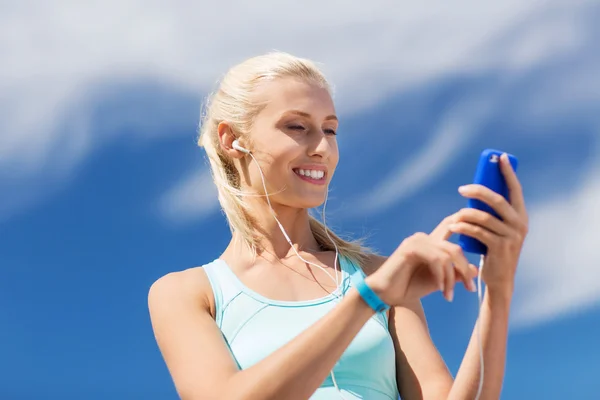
top-left (448, 287), bottom-right (512, 400)
top-left (222, 289), bottom-right (375, 400)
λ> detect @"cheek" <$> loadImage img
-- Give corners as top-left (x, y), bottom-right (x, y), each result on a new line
top-left (250, 151), bottom-right (291, 185)
top-left (267, 143), bottom-right (299, 169)
top-left (330, 147), bottom-right (340, 169)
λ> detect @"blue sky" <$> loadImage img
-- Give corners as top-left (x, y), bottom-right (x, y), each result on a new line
top-left (2, 1), bottom-right (599, 399)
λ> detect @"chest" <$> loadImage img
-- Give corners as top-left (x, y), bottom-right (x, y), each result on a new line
top-left (204, 258), bottom-right (399, 398)
top-left (232, 261), bottom-right (342, 302)
top-left (221, 298), bottom-right (395, 374)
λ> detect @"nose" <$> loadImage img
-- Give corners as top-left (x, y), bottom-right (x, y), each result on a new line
top-left (308, 130), bottom-right (334, 158)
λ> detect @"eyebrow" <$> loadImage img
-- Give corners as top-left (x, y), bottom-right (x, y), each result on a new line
top-left (283, 110), bottom-right (338, 122)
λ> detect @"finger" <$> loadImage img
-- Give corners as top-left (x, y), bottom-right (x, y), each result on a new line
top-left (430, 247), bottom-right (455, 302)
top-left (469, 263), bottom-right (479, 277)
top-left (449, 222), bottom-right (498, 248)
top-left (456, 208), bottom-right (511, 236)
top-left (415, 237), bottom-right (452, 300)
top-left (418, 250), bottom-right (446, 297)
top-left (430, 213), bottom-right (460, 241)
top-left (439, 240), bottom-right (477, 292)
top-left (458, 184), bottom-right (521, 226)
top-left (443, 253), bottom-right (456, 302)
top-left (499, 153), bottom-right (526, 215)
top-left (408, 234), bottom-right (446, 294)
top-left (457, 264), bottom-right (480, 291)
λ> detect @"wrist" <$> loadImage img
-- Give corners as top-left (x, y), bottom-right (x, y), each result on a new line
top-left (346, 287), bottom-right (377, 319)
top-left (484, 284), bottom-right (513, 311)
top-left (352, 271), bottom-right (390, 313)
top-left (363, 274), bottom-right (389, 303)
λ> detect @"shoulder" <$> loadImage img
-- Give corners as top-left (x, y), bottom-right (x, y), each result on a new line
top-left (148, 266), bottom-right (216, 318)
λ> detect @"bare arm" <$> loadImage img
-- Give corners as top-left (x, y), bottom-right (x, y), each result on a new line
top-left (447, 287), bottom-right (511, 399)
top-left (362, 253), bottom-right (455, 399)
top-left (390, 300), bottom-right (453, 400)
top-left (148, 268), bottom-right (375, 400)
top-left (389, 290), bottom-right (512, 400)
top-left (447, 153), bottom-right (527, 399)
top-left (390, 153), bottom-right (527, 399)
top-left (369, 253), bottom-right (510, 400)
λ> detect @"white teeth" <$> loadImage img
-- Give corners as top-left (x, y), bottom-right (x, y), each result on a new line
top-left (295, 169), bottom-right (325, 179)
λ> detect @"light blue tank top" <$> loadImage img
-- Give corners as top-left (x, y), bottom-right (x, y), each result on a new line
top-left (202, 255), bottom-right (400, 399)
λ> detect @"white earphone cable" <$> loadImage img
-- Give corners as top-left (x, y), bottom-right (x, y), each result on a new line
top-left (243, 147), bottom-right (348, 399)
top-left (243, 142), bottom-right (488, 400)
top-left (475, 254), bottom-right (485, 400)
top-left (246, 151), bottom-right (342, 293)
top-left (320, 189), bottom-right (348, 399)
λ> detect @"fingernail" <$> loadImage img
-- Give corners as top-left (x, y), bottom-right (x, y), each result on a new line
top-left (458, 186), bottom-right (467, 193)
top-left (469, 280), bottom-right (477, 292)
top-left (447, 289), bottom-right (454, 302)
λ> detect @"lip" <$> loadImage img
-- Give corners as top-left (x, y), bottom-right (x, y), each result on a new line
top-left (293, 164), bottom-right (328, 173)
top-left (292, 164), bottom-right (328, 186)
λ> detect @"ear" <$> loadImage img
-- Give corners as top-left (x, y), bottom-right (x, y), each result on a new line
top-left (218, 121), bottom-right (247, 159)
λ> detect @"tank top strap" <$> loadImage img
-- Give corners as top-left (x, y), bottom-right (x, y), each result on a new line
top-left (202, 259), bottom-right (244, 327)
top-left (340, 254), bottom-right (362, 275)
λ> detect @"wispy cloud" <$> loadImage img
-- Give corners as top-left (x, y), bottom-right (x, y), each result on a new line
top-left (158, 0), bottom-right (593, 222)
top-left (333, 2), bottom-right (600, 328)
top-left (1, 0), bottom-right (597, 330)
top-left (4, 4), bottom-right (600, 331)
top-left (347, 92), bottom-right (497, 214)
top-left (157, 169), bottom-right (219, 225)
top-left (342, 1), bottom-right (595, 214)
top-left (1, 0), bottom-right (579, 221)
top-left (511, 147), bottom-right (600, 329)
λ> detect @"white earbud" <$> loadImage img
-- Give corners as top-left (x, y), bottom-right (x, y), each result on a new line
top-left (232, 139), bottom-right (250, 154)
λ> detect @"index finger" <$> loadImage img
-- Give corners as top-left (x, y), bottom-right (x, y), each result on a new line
top-left (500, 153), bottom-right (526, 214)
top-left (430, 213), bottom-right (459, 241)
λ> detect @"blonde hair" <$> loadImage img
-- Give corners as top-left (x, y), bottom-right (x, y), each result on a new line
top-left (197, 52), bottom-right (374, 266)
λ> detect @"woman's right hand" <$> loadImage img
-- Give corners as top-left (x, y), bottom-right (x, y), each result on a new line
top-left (365, 217), bottom-right (479, 306)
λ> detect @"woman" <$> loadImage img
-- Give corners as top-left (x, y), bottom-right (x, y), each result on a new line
top-left (148, 52), bottom-right (528, 399)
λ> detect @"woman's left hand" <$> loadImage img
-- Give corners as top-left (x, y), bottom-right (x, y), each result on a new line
top-left (448, 153), bottom-right (529, 293)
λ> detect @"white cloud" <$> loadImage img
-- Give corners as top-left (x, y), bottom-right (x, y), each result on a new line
top-left (157, 169), bottom-right (219, 225)
top-left (0, 0), bottom-right (597, 329)
top-left (473, 0), bottom-right (589, 72)
top-left (340, 0), bottom-right (596, 214)
top-left (1, 0), bottom-right (582, 174)
top-left (154, 0), bottom-right (591, 222)
top-left (511, 150), bottom-right (600, 329)
top-left (348, 92), bottom-right (497, 214)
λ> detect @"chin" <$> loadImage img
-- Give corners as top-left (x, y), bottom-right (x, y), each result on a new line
top-left (298, 194), bottom-right (328, 209)
top-left (284, 176), bottom-right (331, 208)
top-left (279, 192), bottom-right (327, 210)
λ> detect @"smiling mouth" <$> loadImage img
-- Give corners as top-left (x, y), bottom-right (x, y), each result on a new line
top-left (293, 168), bottom-right (327, 184)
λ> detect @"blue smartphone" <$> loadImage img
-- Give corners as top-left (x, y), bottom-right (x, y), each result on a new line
top-left (458, 149), bottom-right (519, 255)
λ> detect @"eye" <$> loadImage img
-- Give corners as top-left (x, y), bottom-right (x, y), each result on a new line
top-left (288, 124), bottom-right (306, 131)
top-left (324, 128), bottom-right (337, 136)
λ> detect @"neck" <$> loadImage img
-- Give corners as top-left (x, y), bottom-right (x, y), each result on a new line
top-left (231, 201), bottom-right (322, 262)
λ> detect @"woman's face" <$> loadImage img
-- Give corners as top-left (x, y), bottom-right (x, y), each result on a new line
top-left (240, 77), bottom-right (339, 210)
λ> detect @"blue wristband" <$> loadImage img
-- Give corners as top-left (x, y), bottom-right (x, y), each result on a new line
top-left (351, 271), bottom-right (390, 313)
